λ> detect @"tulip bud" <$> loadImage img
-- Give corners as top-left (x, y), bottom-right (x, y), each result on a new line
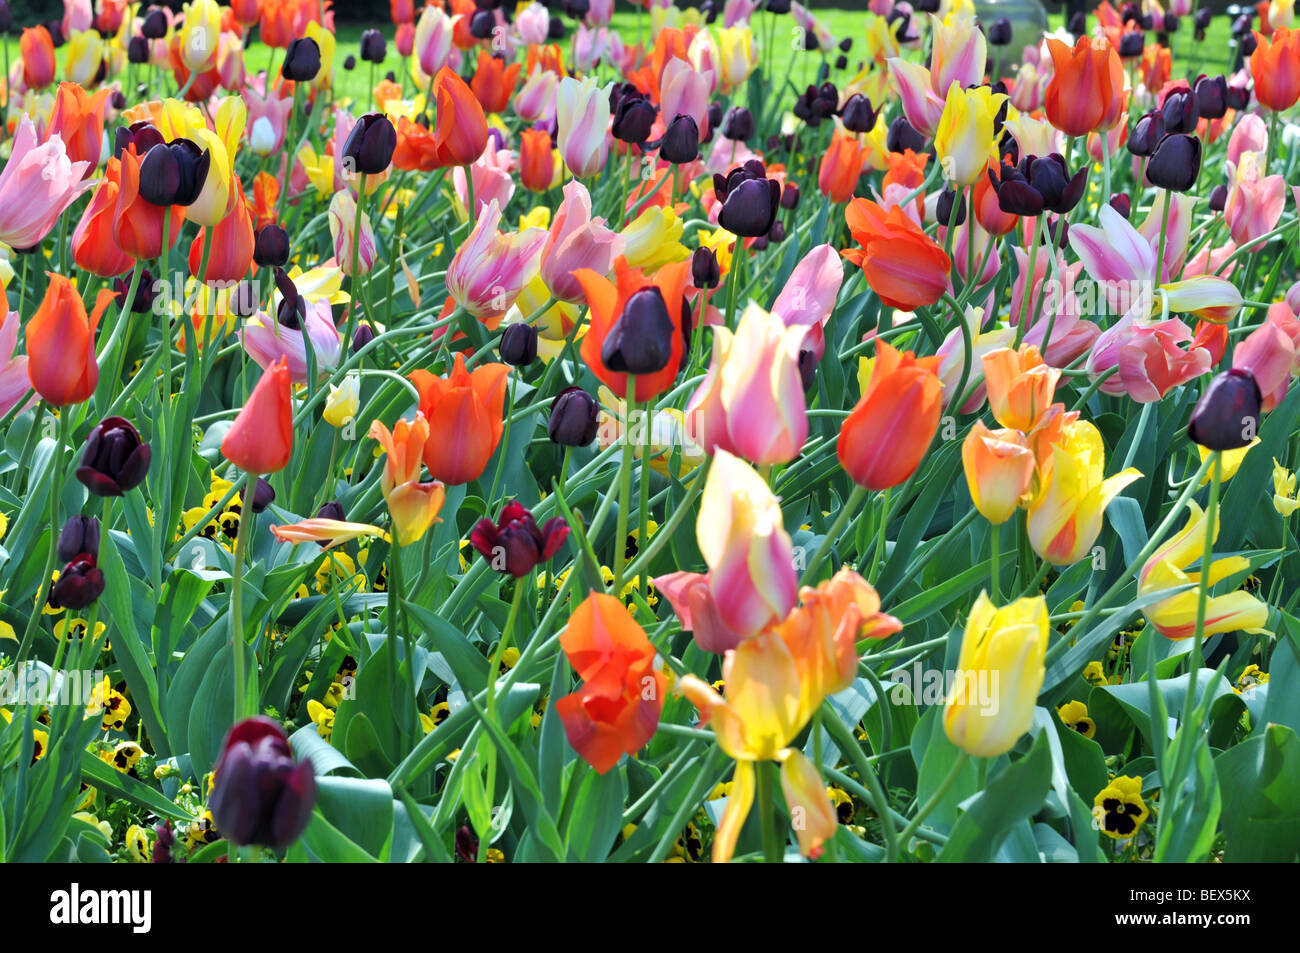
top-left (76, 417), bottom-right (152, 497)
top-left (692, 247), bottom-right (720, 289)
top-left (138, 139), bottom-right (211, 206)
top-left (1109, 193), bottom-right (1132, 218)
top-left (360, 28), bottom-right (387, 63)
top-left (798, 347), bottom-right (817, 391)
top-left (1208, 183), bottom-right (1228, 212)
top-left (352, 322), bottom-right (376, 352)
top-left (781, 182), bottom-right (800, 209)
top-left (254, 225), bottom-right (291, 268)
top-left (470, 501), bottom-right (570, 577)
top-left (469, 9), bottom-right (495, 38)
top-left (114, 269), bottom-right (156, 313)
top-left (1194, 7), bottom-right (1212, 28)
top-left (600, 287), bottom-right (675, 374)
top-left (1118, 30), bottom-right (1145, 57)
top-left (840, 93), bottom-right (877, 133)
top-left (988, 16), bottom-right (1013, 45)
top-left (343, 54), bottom-right (356, 70)
top-left (660, 114), bottom-right (700, 164)
top-left (1195, 74), bottom-right (1227, 119)
top-left (274, 268), bottom-right (306, 330)
top-left (499, 322), bottom-right (538, 366)
top-left (209, 717), bottom-right (317, 850)
top-left (141, 8), bottom-right (167, 38)
top-left (128, 35), bottom-right (149, 63)
top-left (937, 188), bottom-right (966, 226)
top-left (281, 37), bottom-right (321, 82)
top-left (341, 113), bottom-right (397, 176)
top-left (230, 280), bottom-right (260, 319)
top-left (1145, 133), bottom-right (1200, 192)
top-left (715, 161), bottom-right (780, 237)
top-left (1160, 87), bottom-right (1199, 135)
top-left (547, 386), bottom-right (599, 447)
top-left (721, 106), bottom-right (754, 142)
top-left (251, 477), bottom-right (276, 514)
top-left (58, 516), bottom-right (101, 564)
top-left (315, 500), bottom-right (346, 522)
top-left (1187, 368), bottom-right (1261, 451)
top-left (1128, 110), bottom-right (1165, 156)
top-left (886, 115), bottom-right (926, 153)
top-left (49, 554), bottom-right (105, 610)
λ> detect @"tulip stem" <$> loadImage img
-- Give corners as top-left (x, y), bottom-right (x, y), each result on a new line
top-left (755, 760), bottom-right (783, 863)
top-left (343, 173), bottom-right (370, 347)
top-left (897, 751), bottom-right (970, 852)
top-left (820, 700), bottom-right (898, 862)
top-left (800, 485), bottom-right (867, 586)
top-left (1180, 450), bottom-right (1222, 729)
top-left (13, 406), bottom-right (69, 669)
top-left (612, 382), bottom-right (638, 596)
top-left (1013, 216), bottom-right (1042, 347)
top-left (229, 471), bottom-right (258, 724)
top-left (1154, 189), bottom-right (1172, 285)
top-left (990, 521), bottom-right (1001, 602)
top-left (479, 579), bottom-right (527, 863)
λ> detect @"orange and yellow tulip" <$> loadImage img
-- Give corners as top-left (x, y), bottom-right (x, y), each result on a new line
top-left (962, 421), bottom-right (1036, 525)
top-left (1043, 37), bottom-right (1125, 137)
top-left (72, 157), bottom-right (135, 278)
top-left (1250, 27), bottom-right (1300, 111)
top-left (369, 414), bottom-right (447, 546)
top-left (46, 83), bottom-right (113, 171)
top-left (843, 198), bottom-right (951, 312)
top-left (981, 345), bottom-right (1060, 432)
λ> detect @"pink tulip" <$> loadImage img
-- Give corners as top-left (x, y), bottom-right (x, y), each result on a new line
top-left (770, 244), bottom-right (843, 359)
top-left (586, 0), bottom-right (613, 26)
top-left (887, 57), bottom-right (947, 138)
top-left (329, 190), bottom-right (377, 277)
top-left (1224, 155), bottom-right (1286, 250)
top-left (63, 0), bottom-right (94, 36)
top-left (723, 0), bottom-right (760, 26)
top-left (1069, 201), bottom-right (1157, 296)
top-left (453, 137), bottom-right (517, 218)
top-left (540, 181), bottom-right (623, 302)
top-left (0, 116), bottom-right (93, 250)
top-left (414, 5), bottom-right (454, 77)
top-left (244, 86), bottom-right (292, 156)
top-left (556, 75), bottom-right (610, 179)
top-left (1227, 112), bottom-right (1269, 168)
top-left (0, 311), bottom-right (36, 419)
top-left (514, 1), bottom-right (550, 44)
top-left (1136, 192), bottom-right (1195, 281)
top-left (1184, 240), bottom-right (1237, 279)
top-left (241, 300), bottom-right (342, 383)
top-left (942, 219), bottom-right (1000, 287)
top-left (660, 58), bottom-right (713, 139)
top-left (446, 199), bottom-right (547, 321)
top-left (1087, 312), bottom-right (1210, 402)
top-left (513, 65), bottom-right (557, 123)
top-left (1233, 303), bottom-right (1300, 411)
top-left (687, 302), bottom-right (808, 466)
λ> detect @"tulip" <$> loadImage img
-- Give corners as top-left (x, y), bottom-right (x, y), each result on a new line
top-left (328, 190), bottom-right (377, 277)
top-left (660, 115), bottom-right (700, 164)
top-left (934, 306), bottom-right (1016, 412)
top-left (188, 177), bottom-right (254, 282)
top-left (499, 323), bottom-right (539, 367)
top-left (818, 129), bottom-right (866, 203)
top-left (982, 345), bottom-right (1060, 432)
top-left (548, 386), bottom-right (599, 446)
top-left (412, 5), bottom-right (452, 76)
top-left (778, 748), bottom-right (839, 859)
top-left (281, 36), bottom-right (320, 81)
top-left (369, 414), bottom-right (447, 546)
top-left (221, 356), bottom-right (293, 474)
top-left (445, 199), bottom-right (547, 322)
top-left (1145, 133), bottom-right (1201, 192)
top-left (240, 298), bottom-right (341, 383)
top-left (49, 554), bottom-right (106, 611)
top-left (934, 83), bottom-right (1006, 188)
top-left (25, 274), bottom-right (116, 407)
top-left (179, 0), bottom-right (221, 72)
top-left (139, 138), bottom-right (211, 207)
top-left (0, 116), bottom-right (94, 251)
top-left (1139, 502), bottom-right (1270, 639)
top-left (47, 83), bottom-right (112, 171)
top-left (20, 26), bottom-right (56, 90)
top-left (572, 259), bottom-right (692, 402)
top-left (209, 717), bottom-right (316, 850)
top-left (271, 517), bottom-right (387, 550)
top-left (654, 450), bottom-right (798, 652)
top-left (611, 87), bottom-right (656, 144)
top-left (1043, 36), bottom-right (1125, 136)
top-left (471, 49), bottom-right (522, 116)
top-left (76, 417), bottom-right (152, 497)
top-left (1232, 304), bottom-right (1300, 411)
top-left (0, 311), bottom-right (34, 420)
top-left (470, 501), bottom-right (570, 577)
top-left (408, 354), bottom-right (510, 485)
top-left (687, 302), bottom-right (808, 466)
top-left (842, 198), bottom-right (950, 311)
top-left (692, 247), bottom-right (721, 290)
top-left (72, 157), bottom-right (135, 278)
top-left (620, 205), bottom-right (689, 272)
top-left (1249, 26), bottom-right (1300, 111)
top-left (341, 112), bottom-right (397, 176)
top-left (962, 422), bottom-right (1035, 525)
top-left (1086, 313), bottom-right (1212, 403)
top-left (425, 67), bottom-right (489, 168)
top-left (555, 593), bottom-right (664, 774)
top-left (1223, 153), bottom-right (1286, 250)
top-left (943, 592), bottom-right (1048, 758)
top-left (57, 516), bottom-right (100, 564)
top-left (714, 160), bottom-right (781, 237)
top-left (518, 128), bottom-right (560, 193)
top-left (1161, 276), bottom-right (1243, 324)
top-left (770, 244), bottom-right (843, 359)
top-left (1187, 369), bottom-right (1262, 451)
top-left (1026, 418), bottom-right (1141, 564)
top-left (989, 153), bottom-right (1088, 216)
top-left (540, 181), bottom-right (624, 302)
top-left (556, 75), bottom-right (611, 178)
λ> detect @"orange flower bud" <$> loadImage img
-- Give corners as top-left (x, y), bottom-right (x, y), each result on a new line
top-left (408, 354), bottom-right (510, 485)
top-left (221, 356), bottom-right (293, 474)
top-left (25, 274), bottom-right (116, 406)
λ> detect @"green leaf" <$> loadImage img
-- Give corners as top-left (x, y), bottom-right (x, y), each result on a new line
top-left (1214, 723), bottom-right (1300, 862)
top-left (937, 733), bottom-right (1053, 862)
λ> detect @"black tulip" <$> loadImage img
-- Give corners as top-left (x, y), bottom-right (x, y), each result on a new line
top-left (57, 516), bottom-right (101, 564)
top-left (470, 9), bottom-right (495, 38)
top-left (1240, 32), bottom-right (1257, 56)
top-left (138, 139), bottom-right (210, 206)
top-left (781, 183), bottom-right (800, 210)
top-left (251, 477), bottom-right (276, 514)
top-left (342, 113), bottom-right (397, 175)
top-left (0, 1), bottom-right (11, 32)
top-left (1164, 13), bottom-right (1180, 32)
top-left (769, 219), bottom-right (786, 242)
top-left (887, 116), bottom-right (925, 153)
top-left (76, 417), bottom-right (152, 497)
top-left (1188, 369), bottom-right (1261, 451)
top-left (692, 247), bottom-right (720, 290)
top-left (352, 323), bottom-right (376, 352)
top-left (601, 287), bottom-right (675, 374)
top-left (128, 35), bottom-right (149, 64)
top-left (1195, 7), bottom-right (1212, 28)
top-left (839, 37), bottom-right (853, 52)
top-left (281, 37), bottom-right (321, 82)
top-left (49, 555), bottom-right (105, 610)
top-left (360, 28), bottom-right (387, 63)
top-left (114, 268), bottom-right (156, 313)
top-left (1145, 133), bottom-right (1200, 191)
top-left (343, 54), bottom-right (357, 70)
top-left (230, 280), bottom-right (260, 319)
top-left (716, 161), bottom-right (780, 237)
top-left (315, 500), bottom-right (346, 521)
top-left (722, 106), bottom-right (754, 142)
top-left (798, 347), bottom-right (818, 392)
top-left (1118, 30), bottom-right (1145, 57)
top-left (767, 0), bottom-right (791, 12)
top-left (274, 268), bottom-right (307, 329)
top-left (1068, 10), bottom-right (1086, 35)
top-left (1208, 183), bottom-right (1228, 212)
top-left (1160, 87), bottom-right (1199, 135)
top-left (254, 225), bottom-right (291, 268)
top-left (547, 386), bottom-right (599, 447)
top-left (937, 188), bottom-right (966, 226)
top-left (988, 17), bottom-right (1013, 46)
top-left (1128, 110), bottom-right (1165, 156)
top-left (209, 717), bottom-right (317, 850)
top-left (141, 8), bottom-right (167, 38)
top-left (1109, 193), bottom-right (1132, 218)
top-left (1225, 81), bottom-right (1250, 111)
top-left (611, 92), bottom-right (656, 144)
top-left (660, 114), bottom-right (700, 164)
top-left (841, 94), bottom-right (878, 134)
top-left (499, 323), bottom-right (538, 366)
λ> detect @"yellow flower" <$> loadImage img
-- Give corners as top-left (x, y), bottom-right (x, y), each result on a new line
top-left (323, 373), bottom-right (360, 428)
top-left (620, 206), bottom-right (690, 271)
top-left (307, 699), bottom-right (335, 740)
top-left (1198, 439), bottom-right (1257, 485)
top-left (934, 83), bottom-right (1006, 188)
top-left (715, 25), bottom-right (755, 89)
top-left (519, 206), bottom-right (552, 231)
top-left (64, 29), bottom-right (104, 87)
top-left (125, 824), bottom-right (152, 863)
top-left (1273, 458), bottom-right (1299, 517)
top-left (943, 592), bottom-right (1048, 758)
top-left (1056, 700), bottom-right (1096, 738)
top-left (179, 0), bottom-right (222, 72)
top-left (1092, 775), bottom-right (1148, 840)
top-left (1234, 663), bottom-right (1269, 694)
top-left (1138, 502), bottom-right (1270, 640)
top-left (305, 21), bottom-right (335, 89)
top-left (698, 227), bottom-right (734, 275)
top-left (212, 96), bottom-right (247, 159)
top-left (297, 144), bottom-right (337, 197)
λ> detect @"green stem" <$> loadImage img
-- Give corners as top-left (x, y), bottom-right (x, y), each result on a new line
top-left (229, 471), bottom-right (259, 723)
top-left (755, 760), bottom-right (782, 863)
top-left (897, 751), bottom-right (970, 850)
top-left (801, 485), bottom-right (867, 585)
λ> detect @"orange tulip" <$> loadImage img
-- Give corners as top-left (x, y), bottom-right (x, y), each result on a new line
top-left (25, 274), bottom-right (116, 407)
top-left (231, 0), bottom-right (263, 26)
top-left (962, 421), bottom-right (1036, 525)
top-left (519, 128), bottom-right (558, 192)
top-left (981, 345), bottom-right (1060, 432)
top-left (369, 413), bottom-right (447, 546)
top-left (555, 593), bottom-right (665, 775)
top-left (253, 171), bottom-right (280, 229)
top-left (392, 116), bottom-right (441, 173)
top-left (1043, 37), bottom-right (1125, 137)
top-left (46, 83), bottom-right (113, 171)
top-left (818, 130), bottom-right (866, 204)
top-left (1250, 27), bottom-right (1300, 112)
top-left (20, 26), bottom-right (56, 91)
top-left (843, 198), bottom-right (951, 311)
top-left (572, 258), bottom-right (691, 402)
top-left (113, 146), bottom-right (185, 261)
top-left (72, 157), bottom-right (135, 278)
top-left (221, 356), bottom-right (293, 474)
top-left (188, 178), bottom-right (255, 282)
top-left (470, 49), bottom-right (522, 115)
top-left (1140, 44), bottom-right (1171, 92)
top-left (429, 67), bottom-right (489, 168)
top-left (837, 340), bottom-right (943, 490)
top-left (408, 353), bottom-right (510, 485)
top-left (972, 167), bottom-right (1018, 235)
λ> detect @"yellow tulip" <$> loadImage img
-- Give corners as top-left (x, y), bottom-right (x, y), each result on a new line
top-left (185, 127), bottom-right (233, 227)
top-left (305, 21), bottom-right (335, 90)
top-left (156, 98), bottom-right (205, 141)
top-left (777, 749), bottom-right (838, 860)
top-left (64, 30), bottom-right (104, 87)
top-left (934, 83), bottom-right (1006, 188)
top-left (1197, 439), bottom-right (1257, 486)
top-left (1160, 276), bottom-right (1243, 324)
top-left (944, 592), bottom-right (1048, 758)
top-left (324, 373), bottom-right (360, 428)
top-left (180, 0), bottom-right (222, 73)
top-left (1273, 458), bottom-right (1299, 517)
top-left (1138, 502), bottom-right (1270, 640)
top-left (716, 26), bottom-right (755, 90)
top-left (212, 96), bottom-right (248, 160)
top-left (621, 206), bottom-right (690, 271)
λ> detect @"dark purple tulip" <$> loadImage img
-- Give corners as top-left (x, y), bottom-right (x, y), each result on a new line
top-left (937, 188), bottom-right (966, 226)
top-left (253, 224), bottom-right (290, 268)
top-left (1145, 133), bottom-right (1200, 192)
top-left (781, 182), bottom-right (800, 210)
top-left (1109, 193), bottom-right (1132, 218)
top-left (341, 113), bottom-right (397, 176)
top-left (1195, 74), bottom-right (1227, 120)
top-left (1208, 184), bottom-right (1228, 212)
top-left (1118, 30), bottom-right (1145, 57)
top-left (251, 477), bottom-right (276, 514)
top-left (1194, 6), bottom-right (1212, 28)
top-left (281, 37), bottom-right (321, 82)
top-left (114, 121), bottom-right (164, 160)
top-left (275, 268), bottom-right (306, 329)
top-left (1225, 80), bottom-right (1250, 111)
top-left (548, 386), bottom-right (599, 447)
top-left (1128, 110), bottom-right (1165, 156)
top-left (798, 347), bottom-right (817, 392)
top-left (1068, 10), bottom-right (1086, 35)
top-left (76, 417), bottom-right (151, 497)
top-left (692, 247), bottom-right (720, 290)
top-left (313, 501), bottom-right (346, 547)
top-left (1160, 86), bottom-right (1200, 135)
top-left (1188, 369), bottom-right (1261, 451)
top-left (988, 17), bottom-right (1013, 45)
top-left (114, 268), bottom-right (156, 314)
top-left (360, 28), bottom-right (387, 64)
top-left (209, 717), bottom-right (317, 850)
top-left (470, 501), bottom-right (570, 577)
top-left (127, 35), bottom-right (149, 64)
top-left (499, 322), bottom-right (538, 366)
top-left (141, 7), bottom-right (167, 38)
top-left (886, 115), bottom-right (926, 153)
top-left (611, 90), bottom-right (656, 144)
top-left (659, 114), bottom-right (700, 164)
top-left (456, 825), bottom-right (479, 862)
top-left (343, 54), bottom-right (356, 71)
top-left (138, 138), bottom-right (210, 206)
top-left (0, 1), bottom-right (13, 31)
top-left (721, 106), bottom-right (754, 142)
top-left (57, 516), bottom-right (100, 564)
top-left (840, 94), bottom-right (878, 134)
top-left (49, 555), bottom-right (105, 610)
top-left (229, 280), bottom-right (260, 319)
top-left (715, 160), bottom-right (780, 237)
top-left (601, 286), bottom-right (675, 374)
top-left (1164, 13), bottom-right (1180, 32)
top-left (352, 322), bottom-right (376, 352)
top-left (469, 9), bottom-right (495, 38)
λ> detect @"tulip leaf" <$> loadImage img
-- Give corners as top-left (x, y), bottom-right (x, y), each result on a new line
top-left (80, 750), bottom-right (193, 824)
top-left (937, 733), bottom-right (1053, 862)
top-left (314, 776), bottom-right (395, 859)
top-left (562, 763), bottom-right (627, 862)
top-left (1214, 723), bottom-right (1300, 862)
top-left (1153, 720), bottom-right (1221, 862)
